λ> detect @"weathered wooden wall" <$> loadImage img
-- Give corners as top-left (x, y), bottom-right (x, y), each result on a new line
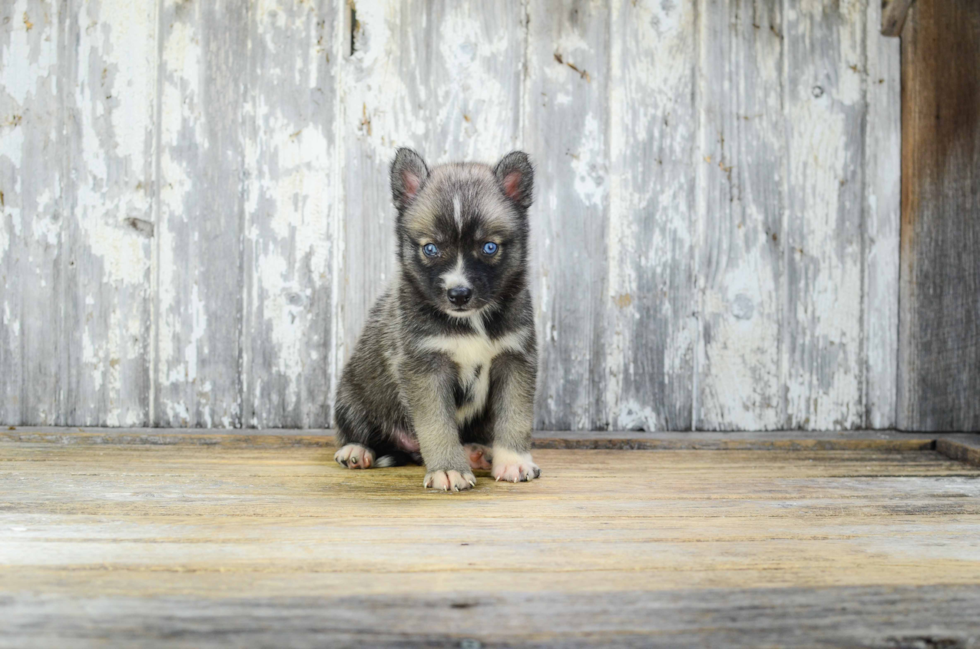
top-left (898, 0), bottom-right (980, 431)
top-left (0, 0), bottom-right (901, 431)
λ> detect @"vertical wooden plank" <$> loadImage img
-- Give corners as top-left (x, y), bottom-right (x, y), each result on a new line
top-left (603, 0), bottom-right (697, 431)
top-left (242, 0), bottom-right (340, 428)
top-left (63, 0), bottom-right (157, 426)
top-left (696, 0), bottom-right (785, 430)
top-left (525, 0), bottom-right (608, 430)
top-left (340, 0), bottom-right (524, 377)
top-left (898, 0), bottom-right (980, 431)
top-left (0, 0), bottom-right (66, 425)
top-left (154, 0), bottom-right (247, 427)
top-left (782, 0), bottom-right (866, 430)
top-left (863, 0), bottom-right (900, 429)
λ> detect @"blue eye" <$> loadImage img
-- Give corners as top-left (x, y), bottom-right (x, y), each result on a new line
top-left (422, 243), bottom-right (439, 257)
top-left (482, 242), bottom-right (498, 256)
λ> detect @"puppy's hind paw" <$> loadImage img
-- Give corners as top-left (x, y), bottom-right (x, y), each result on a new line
top-left (464, 444), bottom-right (493, 471)
top-left (424, 469), bottom-right (476, 492)
top-left (334, 443), bottom-right (375, 469)
top-left (491, 448), bottom-right (540, 483)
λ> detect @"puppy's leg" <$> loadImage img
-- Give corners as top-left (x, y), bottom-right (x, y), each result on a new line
top-left (404, 362), bottom-right (475, 492)
top-left (489, 353), bottom-right (540, 483)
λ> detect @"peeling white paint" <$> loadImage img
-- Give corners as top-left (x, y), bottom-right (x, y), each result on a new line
top-left (616, 402), bottom-right (660, 432)
top-left (156, 1), bottom-right (201, 395)
top-left (0, 0), bottom-right (900, 431)
top-left (863, 0), bottom-right (901, 428)
top-left (781, 0), bottom-right (869, 430)
top-left (604, 0), bottom-right (698, 431)
top-left (1, 0), bottom-right (66, 425)
top-left (694, 0), bottom-right (785, 431)
top-left (570, 115), bottom-right (607, 209)
top-left (0, 1), bottom-right (41, 106)
top-left (435, 10), bottom-right (514, 157)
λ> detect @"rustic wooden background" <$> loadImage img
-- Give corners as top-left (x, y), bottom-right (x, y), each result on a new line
top-left (0, 0), bottom-right (902, 431)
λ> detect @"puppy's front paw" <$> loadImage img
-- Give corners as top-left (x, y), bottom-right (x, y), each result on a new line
top-left (491, 448), bottom-right (540, 483)
top-left (424, 469), bottom-right (476, 492)
top-left (334, 443), bottom-right (375, 469)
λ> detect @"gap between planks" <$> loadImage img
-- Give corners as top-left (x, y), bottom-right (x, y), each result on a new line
top-left (1, 428), bottom-right (978, 466)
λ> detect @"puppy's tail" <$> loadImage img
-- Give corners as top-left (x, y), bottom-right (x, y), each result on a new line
top-left (375, 451), bottom-right (423, 468)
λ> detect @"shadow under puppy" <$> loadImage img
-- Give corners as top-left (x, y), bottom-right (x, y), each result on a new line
top-left (333, 148), bottom-right (540, 492)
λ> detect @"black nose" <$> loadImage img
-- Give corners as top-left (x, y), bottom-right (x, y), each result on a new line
top-left (447, 286), bottom-right (473, 306)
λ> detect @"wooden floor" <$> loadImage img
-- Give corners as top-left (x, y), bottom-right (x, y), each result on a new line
top-left (3, 432), bottom-right (980, 647)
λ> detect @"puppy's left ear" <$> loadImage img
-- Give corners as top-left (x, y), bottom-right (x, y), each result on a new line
top-left (494, 151), bottom-right (534, 210)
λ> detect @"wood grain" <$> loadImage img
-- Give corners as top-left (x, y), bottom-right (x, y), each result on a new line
top-left (936, 435), bottom-right (980, 467)
top-left (242, 0), bottom-right (341, 428)
top-left (696, 0), bottom-right (784, 430)
top-left (64, 0), bottom-right (157, 426)
top-left (4, 586), bottom-right (980, 648)
top-left (153, 0), bottom-right (249, 427)
top-left (1, 441), bottom-right (979, 646)
top-left (898, 0), bottom-right (980, 431)
top-left (604, 0), bottom-right (697, 431)
top-left (525, 0), bottom-right (609, 430)
top-left (864, 0), bottom-right (902, 429)
top-left (0, 0), bottom-right (67, 425)
top-left (782, 0), bottom-right (867, 430)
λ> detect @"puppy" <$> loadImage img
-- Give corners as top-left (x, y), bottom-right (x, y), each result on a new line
top-left (333, 148), bottom-right (540, 492)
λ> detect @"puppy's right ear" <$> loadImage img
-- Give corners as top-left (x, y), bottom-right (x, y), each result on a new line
top-left (390, 148), bottom-right (429, 210)
top-left (494, 151), bottom-right (534, 210)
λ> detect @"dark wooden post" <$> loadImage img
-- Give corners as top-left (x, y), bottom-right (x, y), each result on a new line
top-left (898, 0), bottom-right (980, 430)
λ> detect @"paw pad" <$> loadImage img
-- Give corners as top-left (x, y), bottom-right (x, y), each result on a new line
top-left (464, 444), bottom-right (493, 471)
top-left (334, 444), bottom-right (375, 469)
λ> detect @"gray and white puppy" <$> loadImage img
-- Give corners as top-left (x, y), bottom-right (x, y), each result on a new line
top-left (333, 148), bottom-right (540, 492)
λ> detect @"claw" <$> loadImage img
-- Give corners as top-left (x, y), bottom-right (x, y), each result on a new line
top-left (490, 450), bottom-right (540, 485)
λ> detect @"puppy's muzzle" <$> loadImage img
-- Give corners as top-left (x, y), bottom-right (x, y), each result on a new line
top-left (447, 286), bottom-right (473, 307)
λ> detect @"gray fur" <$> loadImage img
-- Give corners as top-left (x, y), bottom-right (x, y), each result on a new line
top-left (334, 149), bottom-right (538, 490)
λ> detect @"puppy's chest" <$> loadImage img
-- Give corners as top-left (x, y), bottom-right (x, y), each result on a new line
top-left (449, 337), bottom-right (495, 420)
top-left (421, 331), bottom-right (523, 424)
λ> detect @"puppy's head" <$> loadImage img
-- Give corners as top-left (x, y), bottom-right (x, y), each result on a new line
top-left (391, 148), bottom-right (533, 317)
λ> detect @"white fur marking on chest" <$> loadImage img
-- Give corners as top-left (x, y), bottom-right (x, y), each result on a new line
top-left (419, 328), bottom-right (526, 425)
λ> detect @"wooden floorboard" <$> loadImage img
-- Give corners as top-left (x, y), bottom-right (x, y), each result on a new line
top-left (2, 435), bottom-right (980, 646)
top-left (0, 427), bottom-right (946, 452)
top-left (6, 586), bottom-right (980, 649)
